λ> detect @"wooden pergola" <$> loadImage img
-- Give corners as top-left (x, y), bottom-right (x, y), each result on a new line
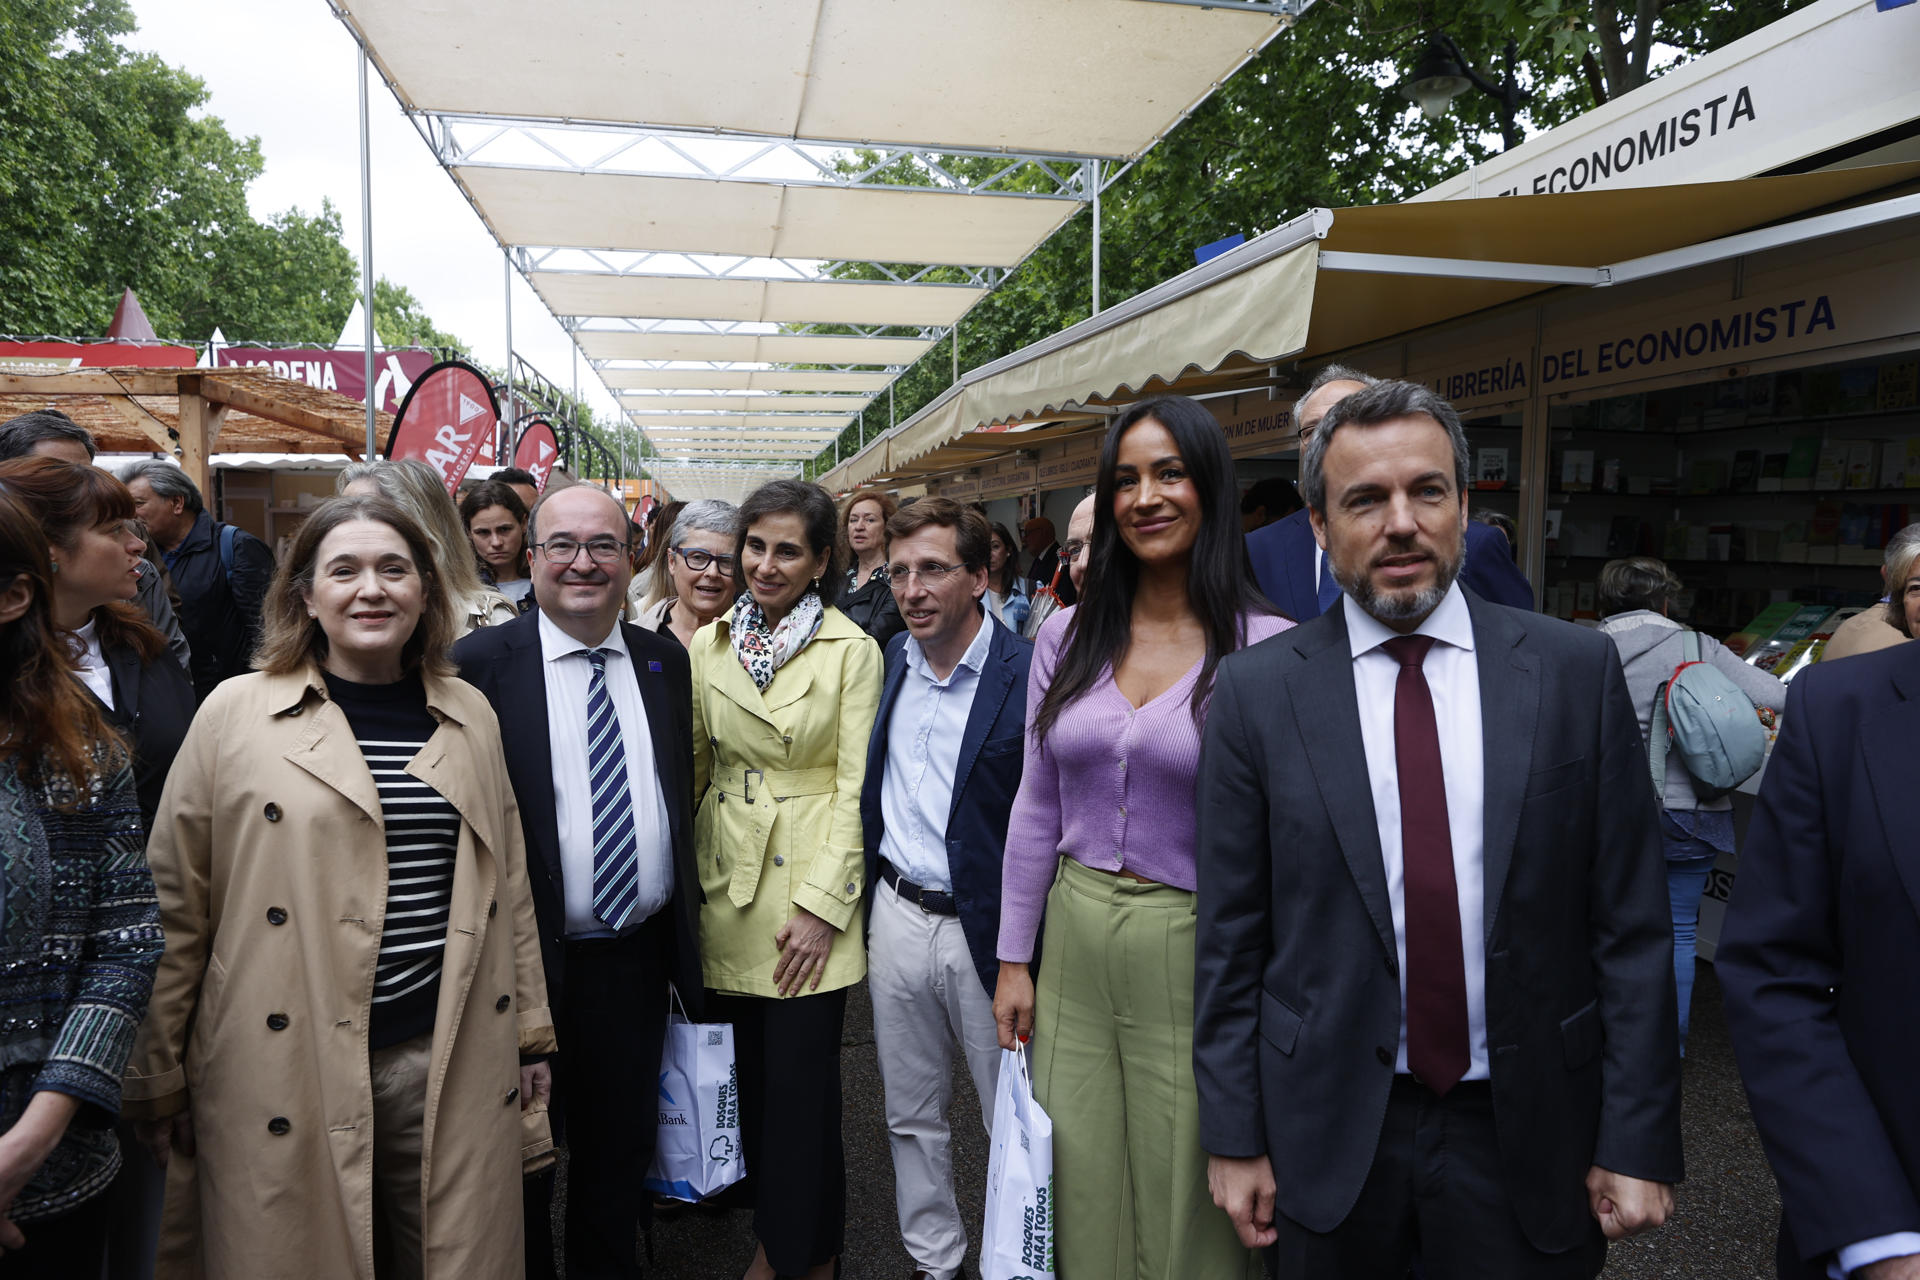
top-left (0, 366), bottom-right (394, 495)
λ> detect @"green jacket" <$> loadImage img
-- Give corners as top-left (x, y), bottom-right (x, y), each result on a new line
top-left (691, 606), bottom-right (882, 997)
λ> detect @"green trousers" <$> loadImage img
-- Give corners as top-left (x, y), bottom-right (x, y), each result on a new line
top-left (1031, 857), bottom-right (1263, 1280)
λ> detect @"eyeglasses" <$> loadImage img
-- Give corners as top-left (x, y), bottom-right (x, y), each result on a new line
top-left (1061, 540), bottom-right (1088, 561)
top-left (886, 561), bottom-right (966, 586)
top-left (674, 546), bottom-right (736, 573)
top-left (534, 537), bottom-right (628, 564)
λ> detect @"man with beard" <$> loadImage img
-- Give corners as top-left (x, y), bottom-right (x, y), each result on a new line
top-left (1192, 380), bottom-right (1681, 1278)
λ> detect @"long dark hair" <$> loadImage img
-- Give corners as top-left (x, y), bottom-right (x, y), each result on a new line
top-left (988, 522), bottom-right (1023, 594)
top-left (732, 480), bottom-right (845, 608)
top-left (0, 481), bottom-right (126, 801)
top-left (1034, 395), bottom-right (1273, 740)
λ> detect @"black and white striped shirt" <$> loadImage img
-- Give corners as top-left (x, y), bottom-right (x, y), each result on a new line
top-left (324, 672), bottom-right (459, 1050)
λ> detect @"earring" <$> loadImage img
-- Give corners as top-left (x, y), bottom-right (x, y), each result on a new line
top-left (812, 576), bottom-right (822, 591)
top-left (48, 557), bottom-right (58, 575)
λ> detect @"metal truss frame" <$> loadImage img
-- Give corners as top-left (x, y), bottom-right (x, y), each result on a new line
top-left (525, 249), bottom-right (1004, 290)
top-left (594, 359), bottom-right (912, 375)
top-left (421, 113), bottom-right (1115, 198)
top-left (575, 317), bottom-right (948, 342)
top-left (1127, 0), bottom-right (1314, 16)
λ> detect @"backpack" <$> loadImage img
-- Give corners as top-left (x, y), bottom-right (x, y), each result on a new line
top-left (1649, 631), bottom-right (1768, 800)
top-left (217, 522), bottom-right (237, 583)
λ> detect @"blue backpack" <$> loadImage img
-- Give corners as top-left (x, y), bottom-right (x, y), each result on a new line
top-left (1649, 631), bottom-right (1768, 800)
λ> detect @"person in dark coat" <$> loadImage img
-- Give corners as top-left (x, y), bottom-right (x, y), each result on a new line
top-left (121, 460), bottom-right (273, 701)
top-left (838, 487), bottom-right (906, 648)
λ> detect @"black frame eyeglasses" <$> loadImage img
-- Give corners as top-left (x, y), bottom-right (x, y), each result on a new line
top-left (674, 546), bottom-right (736, 573)
top-left (533, 538), bottom-right (629, 564)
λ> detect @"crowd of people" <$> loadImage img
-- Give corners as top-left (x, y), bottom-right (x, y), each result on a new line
top-left (0, 370), bottom-right (1915, 1280)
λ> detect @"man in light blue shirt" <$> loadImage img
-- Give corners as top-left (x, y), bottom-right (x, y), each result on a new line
top-left (860, 498), bottom-right (1033, 1280)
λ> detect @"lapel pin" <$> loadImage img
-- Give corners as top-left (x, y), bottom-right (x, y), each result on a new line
top-left (648, 660), bottom-right (663, 673)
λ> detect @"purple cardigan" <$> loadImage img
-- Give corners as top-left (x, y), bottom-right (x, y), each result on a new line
top-left (996, 606), bottom-right (1293, 962)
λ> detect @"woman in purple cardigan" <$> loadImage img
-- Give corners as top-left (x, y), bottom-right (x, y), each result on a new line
top-left (993, 395), bottom-right (1291, 1279)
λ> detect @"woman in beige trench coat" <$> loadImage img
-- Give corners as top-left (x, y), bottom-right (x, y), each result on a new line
top-left (124, 495), bottom-right (556, 1280)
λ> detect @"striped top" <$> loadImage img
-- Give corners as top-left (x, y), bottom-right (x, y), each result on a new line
top-left (323, 672), bottom-right (459, 1050)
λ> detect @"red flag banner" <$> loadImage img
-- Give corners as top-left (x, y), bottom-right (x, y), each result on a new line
top-left (0, 340), bottom-right (197, 374)
top-left (512, 420), bottom-right (561, 493)
top-left (386, 360), bottom-right (499, 493)
top-left (216, 346), bottom-right (436, 415)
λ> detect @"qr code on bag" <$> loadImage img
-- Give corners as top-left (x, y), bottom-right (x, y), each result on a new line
top-left (707, 1029), bottom-right (724, 1047)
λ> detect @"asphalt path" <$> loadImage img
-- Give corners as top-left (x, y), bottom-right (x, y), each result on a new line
top-left (547, 963), bottom-right (1778, 1279)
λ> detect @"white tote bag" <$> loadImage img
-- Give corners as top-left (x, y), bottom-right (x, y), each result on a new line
top-left (642, 990), bottom-right (746, 1202)
top-left (981, 1044), bottom-right (1055, 1280)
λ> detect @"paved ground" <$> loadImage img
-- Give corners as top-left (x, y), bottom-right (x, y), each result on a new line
top-left (552, 962), bottom-right (1779, 1279)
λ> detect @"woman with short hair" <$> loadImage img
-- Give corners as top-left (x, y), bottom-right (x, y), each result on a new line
top-left (340, 459), bottom-right (517, 634)
top-left (994, 394), bottom-right (1286, 1280)
top-left (459, 481), bottom-right (533, 609)
top-left (836, 487), bottom-right (904, 648)
top-left (690, 479), bottom-right (881, 1280)
top-left (126, 494), bottom-right (555, 1280)
top-left (635, 499), bottom-right (738, 649)
top-left (1596, 554), bottom-right (1786, 1053)
top-left (0, 481), bottom-right (161, 1278)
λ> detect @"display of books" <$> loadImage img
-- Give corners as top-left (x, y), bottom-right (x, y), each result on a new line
top-left (1724, 602), bottom-right (1804, 657)
top-left (1747, 605), bottom-right (1838, 673)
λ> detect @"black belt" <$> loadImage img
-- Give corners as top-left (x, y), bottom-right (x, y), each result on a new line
top-left (880, 861), bottom-right (958, 916)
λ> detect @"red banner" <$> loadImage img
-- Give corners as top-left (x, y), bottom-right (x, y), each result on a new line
top-left (386, 360), bottom-right (499, 494)
top-left (512, 420), bottom-right (561, 493)
top-left (215, 346), bottom-right (436, 416)
top-left (0, 340), bottom-right (197, 373)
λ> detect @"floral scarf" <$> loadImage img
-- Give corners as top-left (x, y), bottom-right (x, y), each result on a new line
top-left (730, 589), bottom-right (824, 692)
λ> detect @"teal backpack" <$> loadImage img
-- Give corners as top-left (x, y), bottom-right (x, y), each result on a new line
top-left (1649, 631), bottom-right (1768, 800)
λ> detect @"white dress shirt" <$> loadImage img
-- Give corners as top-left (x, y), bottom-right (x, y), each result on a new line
top-left (537, 611), bottom-right (673, 937)
top-left (74, 619), bottom-right (114, 710)
top-left (878, 609), bottom-right (995, 893)
top-left (1345, 582), bottom-right (1489, 1081)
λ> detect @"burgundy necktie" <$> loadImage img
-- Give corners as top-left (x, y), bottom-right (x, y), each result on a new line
top-left (1382, 634), bottom-right (1470, 1096)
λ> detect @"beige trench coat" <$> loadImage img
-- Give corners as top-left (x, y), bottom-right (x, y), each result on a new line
top-left (690, 607), bottom-right (881, 996)
top-left (125, 665), bottom-right (556, 1280)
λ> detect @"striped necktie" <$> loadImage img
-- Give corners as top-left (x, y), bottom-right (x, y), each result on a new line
top-left (584, 648), bottom-right (640, 930)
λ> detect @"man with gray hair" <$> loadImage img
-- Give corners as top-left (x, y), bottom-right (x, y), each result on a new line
top-left (122, 459), bottom-right (274, 700)
top-left (1195, 379), bottom-right (1681, 1277)
top-left (1246, 364), bottom-right (1534, 619)
top-left (1821, 522), bottom-right (1920, 661)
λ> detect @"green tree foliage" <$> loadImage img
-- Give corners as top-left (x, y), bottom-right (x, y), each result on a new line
top-left (0, 0), bottom-right (356, 342)
top-left (805, 0), bottom-right (1816, 476)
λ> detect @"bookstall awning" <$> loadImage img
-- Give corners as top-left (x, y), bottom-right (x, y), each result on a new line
top-left (331, 0), bottom-right (1298, 496)
top-left (821, 160), bottom-right (1920, 491)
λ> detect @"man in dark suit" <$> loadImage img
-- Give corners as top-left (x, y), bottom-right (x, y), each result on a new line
top-left (454, 483), bottom-right (702, 1280)
top-left (1247, 366), bottom-right (1534, 619)
top-left (860, 497), bottom-right (1031, 1280)
top-left (1194, 380), bottom-right (1681, 1278)
top-left (1718, 641), bottom-right (1920, 1280)
top-left (1022, 515), bottom-right (1078, 607)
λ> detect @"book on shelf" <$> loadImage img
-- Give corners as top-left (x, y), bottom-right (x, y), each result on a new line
top-left (1783, 436), bottom-right (1821, 491)
top-left (1730, 450), bottom-right (1760, 492)
top-left (1845, 440), bottom-right (1878, 490)
top-left (1772, 370), bottom-right (1806, 418)
top-left (1724, 601), bottom-right (1805, 657)
top-left (1878, 359), bottom-right (1918, 411)
top-left (1475, 447), bottom-right (1509, 486)
top-left (1560, 450), bottom-right (1595, 491)
top-left (1835, 366), bottom-right (1880, 416)
top-left (1688, 458), bottom-right (1728, 494)
top-left (1757, 452), bottom-right (1789, 492)
top-left (1803, 369), bottom-right (1846, 416)
top-left (1814, 443), bottom-right (1849, 491)
top-left (1597, 396), bottom-right (1645, 431)
top-left (1745, 374), bottom-right (1776, 419)
top-left (1778, 606), bottom-right (1865, 681)
top-left (1748, 605), bottom-right (1839, 673)
top-left (1605, 516), bottom-right (1642, 556)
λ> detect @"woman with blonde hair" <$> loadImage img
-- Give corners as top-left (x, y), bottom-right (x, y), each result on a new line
top-left (126, 494), bottom-right (555, 1280)
top-left (837, 487), bottom-right (904, 647)
top-left (340, 459), bottom-right (517, 634)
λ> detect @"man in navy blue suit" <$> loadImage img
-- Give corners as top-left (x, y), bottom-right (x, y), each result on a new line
top-left (1247, 366), bottom-right (1535, 619)
top-left (1719, 638), bottom-right (1920, 1280)
top-left (860, 497), bottom-right (1032, 1280)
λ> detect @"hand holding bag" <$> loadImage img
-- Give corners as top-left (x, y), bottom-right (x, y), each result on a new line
top-left (982, 1043), bottom-right (1055, 1280)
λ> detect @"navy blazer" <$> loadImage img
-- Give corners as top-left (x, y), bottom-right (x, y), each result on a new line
top-left (1247, 507), bottom-right (1535, 620)
top-left (1718, 641), bottom-right (1920, 1278)
top-left (453, 611), bottom-right (703, 1013)
top-left (860, 612), bottom-right (1032, 997)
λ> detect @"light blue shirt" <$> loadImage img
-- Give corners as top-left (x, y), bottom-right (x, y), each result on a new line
top-left (878, 608), bottom-right (996, 893)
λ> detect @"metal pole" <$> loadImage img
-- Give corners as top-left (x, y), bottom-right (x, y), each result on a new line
top-left (1091, 160), bottom-right (1102, 317)
top-left (889, 384), bottom-right (895, 431)
top-left (503, 252), bottom-right (515, 459)
top-left (357, 49), bottom-right (376, 456)
top-left (952, 320), bottom-right (960, 384)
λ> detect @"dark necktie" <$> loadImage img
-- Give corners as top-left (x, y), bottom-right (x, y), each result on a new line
top-left (1382, 634), bottom-right (1469, 1096)
top-left (584, 648), bottom-right (640, 930)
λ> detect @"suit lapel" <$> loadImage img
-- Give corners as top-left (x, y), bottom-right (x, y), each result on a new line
top-left (1862, 651), bottom-right (1920, 920)
top-left (621, 624), bottom-right (687, 850)
top-left (503, 622), bottom-right (563, 886)
top-left (1469, 594), bottom-right (1538, 943)
top-left (1289, 610), bottom-right (1396, 962)
top-left (710, 630), bottom-right (785, 731)
top-left (949, 626), bottom-right (1016, 820)
top-left (868, 645), bottom-right (908, 793)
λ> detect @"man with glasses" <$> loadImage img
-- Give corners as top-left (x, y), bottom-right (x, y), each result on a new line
top-left (1246, 366), bottom-right (1534, 619)
top-left (454, 483), bottom-right (703, 1280)
top-left (859, 498), bottom-right (1033, 1280)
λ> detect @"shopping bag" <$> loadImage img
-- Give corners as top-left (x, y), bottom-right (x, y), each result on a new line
top-left (642, 990), bottom-right (746, 1202)
top-left (981, 1044), bottom-right (1054, 1280)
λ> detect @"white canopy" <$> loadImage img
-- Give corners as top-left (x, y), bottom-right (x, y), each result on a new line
top-left (336, 0), bottom-right (1293, 498)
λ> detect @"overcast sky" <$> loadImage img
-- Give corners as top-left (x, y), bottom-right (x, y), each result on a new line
top-left (123, 0), bottom-right (622, 424)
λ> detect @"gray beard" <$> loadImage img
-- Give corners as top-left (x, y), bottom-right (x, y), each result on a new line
top-left (1334, 546), bottom-right (1463, 628)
